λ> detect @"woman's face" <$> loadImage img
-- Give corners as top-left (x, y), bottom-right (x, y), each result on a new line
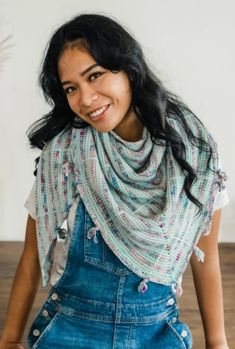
top-left (58, 48), bottom-right (142, 139)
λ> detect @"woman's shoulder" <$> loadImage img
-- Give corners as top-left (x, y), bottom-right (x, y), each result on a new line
top-left (41, 126), bottom-right (75, 154)
top-left (167, 107), bottom-right (217, 150)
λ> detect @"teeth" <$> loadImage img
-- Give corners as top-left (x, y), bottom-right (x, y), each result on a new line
top-left (89, 105), bottom-right (108, 117)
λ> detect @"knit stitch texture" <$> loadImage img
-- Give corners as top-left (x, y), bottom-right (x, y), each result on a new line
top-left (35, 112), bottom-right (221, 287)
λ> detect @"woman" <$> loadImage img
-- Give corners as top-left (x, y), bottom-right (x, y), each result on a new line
top-left (0, 13), bottom-right (229, 349)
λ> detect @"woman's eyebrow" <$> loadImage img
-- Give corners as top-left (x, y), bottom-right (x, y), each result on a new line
top-left (81, 63), bottom-right (99, 76)
top-left (61, 63), bottom-right (99, 86)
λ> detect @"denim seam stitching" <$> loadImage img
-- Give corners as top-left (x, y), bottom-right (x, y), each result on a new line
top-left (165, 319), bottom-right (187, 349)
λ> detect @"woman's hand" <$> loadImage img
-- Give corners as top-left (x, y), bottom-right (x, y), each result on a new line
top-left (0, 216), bottom-right (39, 349)
top-left (0, 340), bottom-right (26, 349)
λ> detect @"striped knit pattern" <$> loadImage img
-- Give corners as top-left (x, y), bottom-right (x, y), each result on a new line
top-left (36, 113), bottom-right (220, 287)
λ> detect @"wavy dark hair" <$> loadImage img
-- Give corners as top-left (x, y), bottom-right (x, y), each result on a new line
top-left (27, 13), bottom-right (212, 210)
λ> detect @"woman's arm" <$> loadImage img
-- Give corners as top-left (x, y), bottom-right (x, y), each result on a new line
top-left (0, 215), bottom-right (41, 349)
top-left (190, 209), bottom-right (229, 349)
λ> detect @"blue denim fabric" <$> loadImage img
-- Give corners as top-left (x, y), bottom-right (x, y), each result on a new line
top-left (28, 199), bottom-right (193, 348)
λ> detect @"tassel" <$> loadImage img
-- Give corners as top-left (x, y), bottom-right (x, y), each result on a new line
top-left (176, 284), bottom-right (183, 298)
top-left (87, 227), bottom-right (99, 244)
top-left (216, 169), bottom-right (227, 191)
top-left (137, 278), bottom-right (149, 293)
top-left (172, 281), bottom-right (183, 298)
top-left (194, 246), bottom-right (205, 263)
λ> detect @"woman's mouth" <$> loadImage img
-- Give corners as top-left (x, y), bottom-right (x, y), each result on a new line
top-left (88, 104), bottom-right (110, 120)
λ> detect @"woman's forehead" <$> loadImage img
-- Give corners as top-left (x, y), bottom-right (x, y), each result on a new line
top-left (58, 48), bottom-right (97, 79)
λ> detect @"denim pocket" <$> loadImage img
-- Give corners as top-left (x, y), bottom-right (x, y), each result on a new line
top-left (84, 210), bottom-right (132, 276)
top-left (27, 301), bottom-right (61, 349)
top-left (164, 310), bottom-right (193, 349)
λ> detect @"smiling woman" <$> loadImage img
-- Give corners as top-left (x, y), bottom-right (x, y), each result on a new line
top-left (0, 13), bottom-right (230, 349)
top-left (58, 48), bottom-right (140, 137)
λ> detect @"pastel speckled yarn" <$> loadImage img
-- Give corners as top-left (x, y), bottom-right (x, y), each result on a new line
top-left (35, 112), bottom-right (221, 287)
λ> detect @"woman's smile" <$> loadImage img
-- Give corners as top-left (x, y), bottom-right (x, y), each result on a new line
top-left (88, 104), bottom-right (110, 120)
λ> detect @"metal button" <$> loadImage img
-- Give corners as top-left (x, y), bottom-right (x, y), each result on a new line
top-left (172, 317), bottom-right (177, 323)
top-left (51, 293), bottom-right (58, 301)
top-left (167, 298), bottom-right (175, 306)
top-left (58, 228), bottom-right (67, 239)
top-left (33, 329), bottom-right (40, 337)
top-left (42, 309), bottom-right (49, 317)
top-left (181, 330), bottom-right (188, 337)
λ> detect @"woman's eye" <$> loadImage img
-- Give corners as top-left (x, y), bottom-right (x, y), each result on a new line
top-left (64, 86), bottom-right (76, 95)
top-left (89, 72), bottom-right (103, 81)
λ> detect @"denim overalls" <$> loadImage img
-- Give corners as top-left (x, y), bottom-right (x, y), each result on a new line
top-left (28, 199), bottom-right (193, 349)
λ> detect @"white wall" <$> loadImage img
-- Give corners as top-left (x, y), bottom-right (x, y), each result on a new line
top-left (0, 0), bottom-right (234, 241)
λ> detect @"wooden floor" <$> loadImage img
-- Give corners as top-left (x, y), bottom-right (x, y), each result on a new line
top-left (0, 242), bottom-right (234, 348)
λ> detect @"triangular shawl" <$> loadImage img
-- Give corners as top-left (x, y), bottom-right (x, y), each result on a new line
top-left (35, 113), bottom-right (221, 287)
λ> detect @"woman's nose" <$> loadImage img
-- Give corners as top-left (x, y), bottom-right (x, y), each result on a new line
top-left (79, 85), bottom-right (98, 107)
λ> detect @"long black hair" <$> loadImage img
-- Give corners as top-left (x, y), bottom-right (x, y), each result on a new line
top-left (27, 13), bottom-right (212, 210)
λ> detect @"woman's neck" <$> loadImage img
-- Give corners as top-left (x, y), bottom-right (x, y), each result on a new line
top-left (112, 110), bottom-right (144, 142)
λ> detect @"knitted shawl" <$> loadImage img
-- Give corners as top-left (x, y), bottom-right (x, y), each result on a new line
top-left (35, 113), bottom-right (220, 287)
